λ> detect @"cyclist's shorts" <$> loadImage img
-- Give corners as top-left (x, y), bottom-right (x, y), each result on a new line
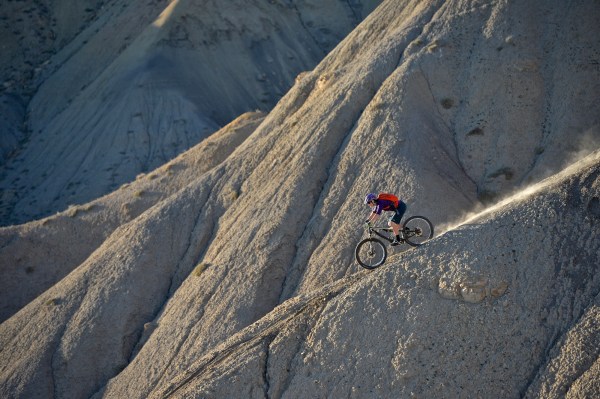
top-left (389, 201), bottom-right (407, 224)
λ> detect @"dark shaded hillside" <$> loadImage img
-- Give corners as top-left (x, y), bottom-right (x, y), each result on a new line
top-left (0, 0), bottom-right (380, 226)
top-left (0, 0), bottom-right (166, 163)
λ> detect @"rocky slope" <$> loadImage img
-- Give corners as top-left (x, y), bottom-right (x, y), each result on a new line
top-left (0, 110), bottom-right (265, 322)
top-left (149, 150), bottom-right (600, 399)
top-left (0, 0), bottom-right (599, 398)
top-left (0, 0), bottom-right (379, 225)
top-left (0, 0), bottom-right (111, 163)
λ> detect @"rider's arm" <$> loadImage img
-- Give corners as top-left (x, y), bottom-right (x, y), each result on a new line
top-left (365, 203), bottom-right (382, 224)
top-left (366, 212), bottom-right (379, 223)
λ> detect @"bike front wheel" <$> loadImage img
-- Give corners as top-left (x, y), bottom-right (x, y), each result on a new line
top-left (403, 216), bottom-right (434, 247)
top-left (355, 238), bottom-right (387, 269)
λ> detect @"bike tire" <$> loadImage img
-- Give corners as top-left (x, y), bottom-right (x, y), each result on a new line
top-left (355, 238), bottom-right (387, 269)
top-left (403, 216), bottom-right (434, 247)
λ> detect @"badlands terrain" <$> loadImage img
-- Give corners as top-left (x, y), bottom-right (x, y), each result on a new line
top-left (1, 0), bottom-right (599, 398)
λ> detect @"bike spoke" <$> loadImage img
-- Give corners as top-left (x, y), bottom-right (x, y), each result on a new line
top-left (403, 216), bottom-right (434, 247)
top-left (355, 238), bottom-right (387, 269)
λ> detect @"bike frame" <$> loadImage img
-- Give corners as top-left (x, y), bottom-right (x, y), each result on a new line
top-left (367, 226), bottom-right (395, 243)
top-left (367, 225), bottom-right (420, 243)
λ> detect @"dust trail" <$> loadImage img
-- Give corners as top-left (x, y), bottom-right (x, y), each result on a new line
top-left (438, 149), bottom-right (600, 235)
top-left (531, 125), bottom-right (600, 184)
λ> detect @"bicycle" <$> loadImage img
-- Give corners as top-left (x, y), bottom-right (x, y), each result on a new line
top-left (355, 216), bottom-right (434, 269)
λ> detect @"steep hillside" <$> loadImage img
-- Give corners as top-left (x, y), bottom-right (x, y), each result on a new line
top-left (0, 111), bottom-right (265, 322)
top-left (0, 0), bottom-right (599, 398)
top-left (148, 150), bottom-right (600, 399)
top-left (0, 0), bottom-right (379, 225)
top-left (0, 0), bottom-right (114, 163)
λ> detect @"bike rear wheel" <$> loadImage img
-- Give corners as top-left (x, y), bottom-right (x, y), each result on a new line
top-left (403, 216), bottom-right (434, 247)
top-left (355, 238), bottom-right (387, 269)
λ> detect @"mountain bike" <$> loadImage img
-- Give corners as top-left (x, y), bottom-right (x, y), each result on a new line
top-left (355, 216), bottom-right (434, 269)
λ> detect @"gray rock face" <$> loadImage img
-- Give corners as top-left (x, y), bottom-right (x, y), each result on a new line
top-left (0, 1), bottom-right (599, 399)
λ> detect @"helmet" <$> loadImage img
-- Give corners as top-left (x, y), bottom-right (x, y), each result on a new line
top-left (364, 193), bottom-right (377, 204)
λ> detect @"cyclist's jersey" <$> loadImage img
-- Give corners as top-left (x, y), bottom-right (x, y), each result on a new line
top-left (371, 199), bottom-right (397, 215)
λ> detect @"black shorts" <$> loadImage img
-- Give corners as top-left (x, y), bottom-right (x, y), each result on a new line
top-left (389, 201), bottom-right (407, 224)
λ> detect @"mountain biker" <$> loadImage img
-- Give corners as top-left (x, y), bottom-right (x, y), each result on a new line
top-left (364, 193), bottom-right (407, 246)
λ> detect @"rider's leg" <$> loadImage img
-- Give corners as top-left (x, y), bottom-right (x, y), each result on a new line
top-left (388, 220), bottom-right (401, 246)
top-left (391, 201), bottom-right (407, 240)
top-left (389, 220), bottom-right (401, 237)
